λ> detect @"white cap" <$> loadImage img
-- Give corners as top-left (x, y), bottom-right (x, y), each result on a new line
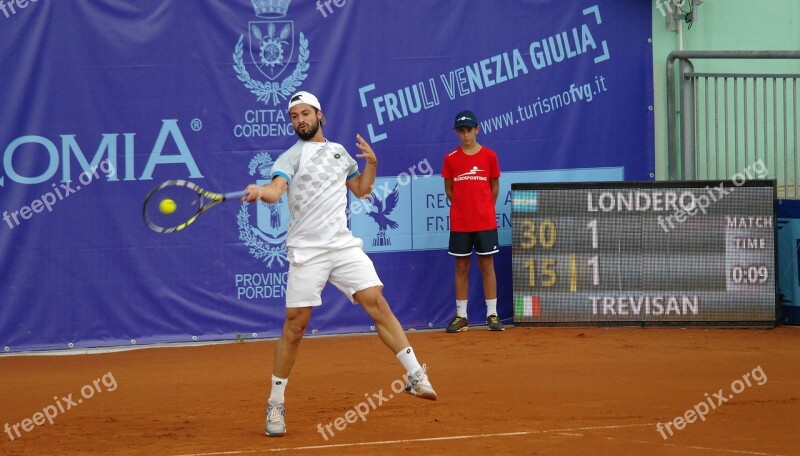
top-left (287, 91), bottom-right (321, 112)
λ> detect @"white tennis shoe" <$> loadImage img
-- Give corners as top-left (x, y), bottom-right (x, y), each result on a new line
top-left (404, 365), bottom-right (437, 401)
top-left (265, 401), bottom-right (286, 436)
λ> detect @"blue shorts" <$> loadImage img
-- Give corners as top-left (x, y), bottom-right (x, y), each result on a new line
top-left (448, 229), bottom-right (499, 256)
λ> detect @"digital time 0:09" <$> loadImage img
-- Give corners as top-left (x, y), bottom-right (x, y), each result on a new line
top-left (730, 265), bottom-right (769, 284)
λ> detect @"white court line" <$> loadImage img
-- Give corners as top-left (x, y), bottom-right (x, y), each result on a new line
top-left (602, 437), bottom-right (788, 456)
top-left (172, 422), bottom-right (655, 456)
top-left (174, 422), bottom-right (789, 456)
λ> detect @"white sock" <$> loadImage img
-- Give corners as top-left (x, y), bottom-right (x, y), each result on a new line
top-left (456, 300), bottom-right (468, 318)
top-left (269, 375), bottom-right (288, 403)
top-left (486, 299), bottom-right (498, 317)
top-left (396, 347), bottom-right (423, 375)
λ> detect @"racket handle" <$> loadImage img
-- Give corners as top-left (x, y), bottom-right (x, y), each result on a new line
top-left (223, 190), bottom-right (247, 200)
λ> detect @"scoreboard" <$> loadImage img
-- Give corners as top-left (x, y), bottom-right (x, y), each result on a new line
top-left (511, 181), bottom-right (776, 326)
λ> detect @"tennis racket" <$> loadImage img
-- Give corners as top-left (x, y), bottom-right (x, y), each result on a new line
top-left (142, 180), bottom-right (247, 234)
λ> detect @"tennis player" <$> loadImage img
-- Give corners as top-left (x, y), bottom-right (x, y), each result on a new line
top-left (242, 91), bottom-right (437, 437)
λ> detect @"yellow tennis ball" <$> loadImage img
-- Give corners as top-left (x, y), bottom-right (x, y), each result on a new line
top-left (159, 198), bottom-right (177, 215)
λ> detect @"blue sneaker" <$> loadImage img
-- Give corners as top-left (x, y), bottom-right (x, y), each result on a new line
top-left (445, 316), bottom-right (468, 333)
top-left (487, 314), bottom-right (505, 331)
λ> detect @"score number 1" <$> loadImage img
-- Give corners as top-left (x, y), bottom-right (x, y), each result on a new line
top-left (587, 219), bottom-right (599, 286)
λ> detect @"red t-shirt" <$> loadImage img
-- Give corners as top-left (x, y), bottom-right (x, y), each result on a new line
top-left (441, 146), bottom-right (500, 232)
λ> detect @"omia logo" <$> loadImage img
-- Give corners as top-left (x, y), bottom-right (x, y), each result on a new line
top-left (0, 119), bottom-right (203, 187)
top-left (233, 0), bottom-right (310, 106)
top-left (237, 152), bottom-right (289, 268)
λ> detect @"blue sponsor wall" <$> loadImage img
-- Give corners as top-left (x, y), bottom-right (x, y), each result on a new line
top-left (777, 200), bottom-right (800, 325)
top-left (0, 0), bottom-right (654, 352)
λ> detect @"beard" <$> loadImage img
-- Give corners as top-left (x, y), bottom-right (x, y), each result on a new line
top-left (295, 120), bottom-right (320, 141)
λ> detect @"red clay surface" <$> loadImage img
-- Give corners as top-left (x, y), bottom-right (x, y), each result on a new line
top-left (1, 325), bottom-right (799, 455)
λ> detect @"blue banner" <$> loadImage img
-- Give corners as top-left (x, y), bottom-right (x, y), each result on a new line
top-left (0, 0), bottom-right (654, 352)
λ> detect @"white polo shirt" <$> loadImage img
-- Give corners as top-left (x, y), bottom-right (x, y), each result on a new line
top-left (271, 139), bottom-right (361, 261)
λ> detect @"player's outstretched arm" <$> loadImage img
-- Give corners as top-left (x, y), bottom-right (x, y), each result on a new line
top-left (347, 134), bottom-right (378, 199)
top-left (243, 176), bottom-right (288, 204)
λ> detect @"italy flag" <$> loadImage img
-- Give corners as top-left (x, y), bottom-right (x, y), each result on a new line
top-left (514, 295), bottom-right (540, 317)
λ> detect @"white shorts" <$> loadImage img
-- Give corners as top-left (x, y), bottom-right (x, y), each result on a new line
top-left (285, 246), bottom-right (383, 307)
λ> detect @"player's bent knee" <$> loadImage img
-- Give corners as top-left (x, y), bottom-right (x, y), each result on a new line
top-left (356, 291), bottom-right (393, 316)
top-left (353, 286), bottom-right (382, 303)
top-left (282, 308), bottom-right (312, 340)
top-left (282, 321), bottom-right (307, 341)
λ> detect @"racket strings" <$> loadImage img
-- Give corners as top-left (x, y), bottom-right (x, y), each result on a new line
top-left (142, 181), bottom-right (238, 233)
top-left (143, 186), bottom-right (205, 233)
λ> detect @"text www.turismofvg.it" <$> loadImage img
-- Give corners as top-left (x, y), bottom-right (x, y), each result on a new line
top-left (480, 75), bottom-right (609, 134)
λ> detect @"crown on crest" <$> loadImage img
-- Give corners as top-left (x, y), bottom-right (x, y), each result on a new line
top-left (251, 0), bottom-right (291, 18)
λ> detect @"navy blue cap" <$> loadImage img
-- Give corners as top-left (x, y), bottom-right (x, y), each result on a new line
top-left (453, 110), bottom-right (478, 128)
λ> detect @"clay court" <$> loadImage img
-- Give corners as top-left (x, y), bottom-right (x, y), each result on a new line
top-left (1, 325), bottom-right (798, 455)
